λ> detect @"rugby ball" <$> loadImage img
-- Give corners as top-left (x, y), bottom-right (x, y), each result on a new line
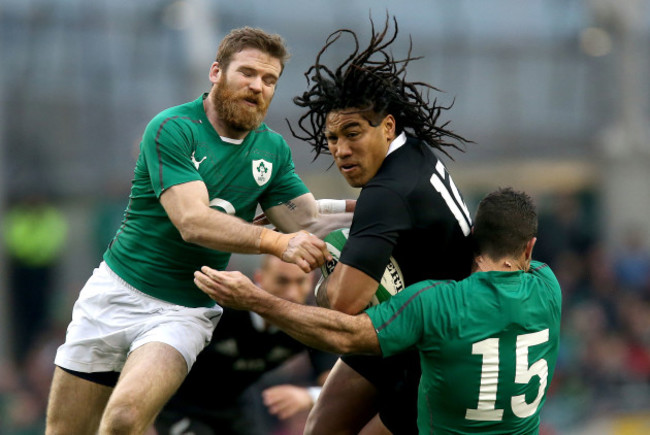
top-left (319, 228), bottom-right (405, 306)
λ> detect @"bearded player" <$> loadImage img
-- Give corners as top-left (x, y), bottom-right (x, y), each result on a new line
top-left (46, 27), bottom-right (353, 435)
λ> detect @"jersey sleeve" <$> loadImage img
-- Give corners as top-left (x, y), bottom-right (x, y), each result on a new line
top-left (365, 282), bottom-right (430, 357)
top-left (528, 261), bottom-right (555, 282)
top-left (340, 184), bottom-right (411, 282)
top-left (259, 141), bottom-right (310, 210)
top-left (528, 260), bottom-right (562, 316)
top-left (141, 116), bottom-right (203, 197)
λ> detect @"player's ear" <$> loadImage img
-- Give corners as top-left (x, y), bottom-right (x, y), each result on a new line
top-left (383, 114), bottom-right (396, 140)
top-left (209, 62), bottom-right (221, 84)
top-left (524, 237), bottom-right (537, 261)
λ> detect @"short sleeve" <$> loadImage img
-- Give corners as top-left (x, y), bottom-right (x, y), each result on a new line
top-left (365, 283), bottom-right (427, 357)
top-left (529, 260), bottom-right (562, 315)
top-left (340, 184), bottom-right (412, 282)
top-left (141, 116), bottom-right (203, 197)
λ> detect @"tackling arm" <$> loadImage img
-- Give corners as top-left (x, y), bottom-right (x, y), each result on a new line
top-left (256, 193), bottom-right (377, 314)
top-left (194, 267), bottom-right (381, 356)
top-left (160, 181), bottom-right (329, 272)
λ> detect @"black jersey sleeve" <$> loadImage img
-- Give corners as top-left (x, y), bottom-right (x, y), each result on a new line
top-left (340, 184), bottom-right (412, 282)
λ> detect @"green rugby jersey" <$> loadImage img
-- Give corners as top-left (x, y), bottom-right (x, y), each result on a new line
top-left (366, 261), bottom-right (561, 434)
top-left (104, 94), bottom-right (309, 307)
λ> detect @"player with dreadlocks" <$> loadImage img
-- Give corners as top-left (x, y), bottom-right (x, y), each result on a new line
top-left (291, 18), bottom-right (467, 163)
top-left (290, 16), bottom-right (475, 434)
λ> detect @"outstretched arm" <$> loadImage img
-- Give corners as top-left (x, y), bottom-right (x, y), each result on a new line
top-left (264, 193), bottom-right (377, 314)
top-left (160, 181), bottom-right (330, 272)
top-left (194, 266), bottom-right (380, 355)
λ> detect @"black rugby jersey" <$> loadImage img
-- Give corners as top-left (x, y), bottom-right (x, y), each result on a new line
top-left (340, 135), bottom-right (473, 287)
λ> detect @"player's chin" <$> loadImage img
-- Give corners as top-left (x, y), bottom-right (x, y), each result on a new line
top-left (341, 173), bottom-right (365, 188)
top-left (231, 109), bottom-right (265, 131)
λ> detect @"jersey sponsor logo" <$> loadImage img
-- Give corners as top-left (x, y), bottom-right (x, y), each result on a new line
top-left (385, 261), bottom-right (404, 291)
top-left (191, 151), bottom-right (206, 170)
top-left (252, 159), bottom-right (272, 186)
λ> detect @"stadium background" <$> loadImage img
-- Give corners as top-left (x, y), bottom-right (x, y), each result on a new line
top-left (1, 0), bottom-right (649, 433)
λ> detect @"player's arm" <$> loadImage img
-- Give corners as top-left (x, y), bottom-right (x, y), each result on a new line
top-left (262, 384), bottom-right (316, 420)
top-left (263, 193), bottom-right (355, 239)
top-left (262, 351), bottom-right (334, 419)
top-left (160, 181), bottom-right (329, 272)
top-left (319, 184), bottom-right (407, 313)
top-left (317, 264), bottom-right (379, 315)
top-left (262, 370), bottom-right (331, 420)
top-left (194, 266), bottom-right (381, 355)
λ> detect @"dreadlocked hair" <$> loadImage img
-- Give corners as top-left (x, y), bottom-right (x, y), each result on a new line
top-left (289, 14), bottom-right (471, 160)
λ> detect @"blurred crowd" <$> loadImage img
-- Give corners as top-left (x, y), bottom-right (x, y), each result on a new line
top-left (535, 193), bottom-right (650, 432)
top-left (1, 190), bottom-right (649, 434)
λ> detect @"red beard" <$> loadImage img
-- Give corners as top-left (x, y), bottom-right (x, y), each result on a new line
top-left (211, 76), bottom-right (270, 133)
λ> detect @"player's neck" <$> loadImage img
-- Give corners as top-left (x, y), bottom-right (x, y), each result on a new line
top-left (473, 255), bottom-right (527, 273)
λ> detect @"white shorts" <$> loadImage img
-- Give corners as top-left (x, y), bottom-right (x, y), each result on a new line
top-left (54, 262), bottom-right (223, 374)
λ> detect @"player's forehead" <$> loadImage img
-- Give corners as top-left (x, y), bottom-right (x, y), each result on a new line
top-left (226, 47), bottom-right (282, 76)
top-left (324, 109), bottom-right (374, 134)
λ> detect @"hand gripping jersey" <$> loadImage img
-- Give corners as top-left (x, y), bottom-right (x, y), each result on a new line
top-left (104, 95), bottom-right (309, 307)
top-left (366, 261), bottom-right (562, 434)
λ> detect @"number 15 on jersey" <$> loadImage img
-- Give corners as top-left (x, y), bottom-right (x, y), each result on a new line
top-left (465, 329), bottom-right (550, 422)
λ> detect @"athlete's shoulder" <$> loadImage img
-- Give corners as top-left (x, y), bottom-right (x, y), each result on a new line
top-left (528, 261), bottom-right (557, 281)
top-left (392, 279), bottom-right (467, 323)
top-left (372, 135), bottom-right (436, 179)
top-left (402, 135), bottom-right (437, 160)
top-left (527, 261), bottom-right (561, 297)
top-left (383, 135), bottom-right (429, 163)
top-left (251, 123), bottom-right (286, 142)
top-left (247, 122), bottom-right (292, 154)
top-left (399, 278), bottom-right (460, 302)
top-left (405, 135), bottom-right (429, 149)
top-left (362, 136), bottom-right (447, 207)
top-left (146, 97), bottom-right (204, 133)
